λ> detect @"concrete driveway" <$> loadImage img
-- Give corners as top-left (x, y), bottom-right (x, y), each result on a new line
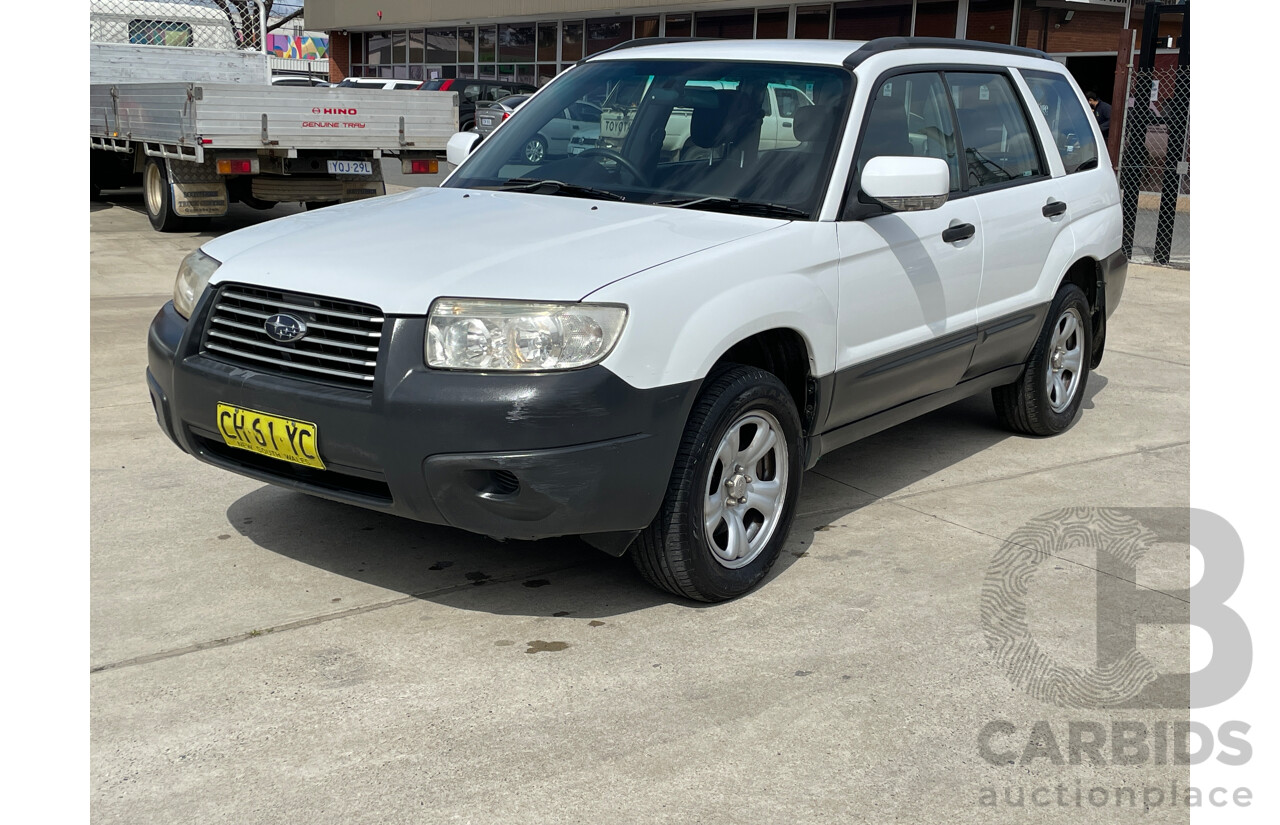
top-left (91, 191), bottom-right (1190, 823)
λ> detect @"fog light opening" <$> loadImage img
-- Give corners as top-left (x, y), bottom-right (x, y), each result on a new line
top-left (464, 469), bottom-right (521, 498)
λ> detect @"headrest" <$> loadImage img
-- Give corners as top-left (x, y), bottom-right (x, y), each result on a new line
top-left (792, 105), bottom-right (837, 143)
top-left (690, 90), bottom-right (736, 148)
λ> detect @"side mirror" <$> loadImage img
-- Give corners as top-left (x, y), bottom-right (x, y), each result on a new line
top-left (446, 131), bottom-right (481, 167)
top-left (860, 156), bottom-right (950, 212)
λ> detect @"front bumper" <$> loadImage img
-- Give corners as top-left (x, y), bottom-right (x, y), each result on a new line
top-left (147, 298), bottom-right (698, 542)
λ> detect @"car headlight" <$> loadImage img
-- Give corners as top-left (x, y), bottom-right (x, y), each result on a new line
top-left (427, 299), bottom-right (628, 371)
top-left (173, 249), bottom-right (221, 319)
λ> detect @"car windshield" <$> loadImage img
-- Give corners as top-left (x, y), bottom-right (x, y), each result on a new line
top-left (444, 59), bottom-right (852, 219)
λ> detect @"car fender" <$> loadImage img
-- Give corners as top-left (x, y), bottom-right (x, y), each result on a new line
top-left (588, 222), bottom-right (840, 390)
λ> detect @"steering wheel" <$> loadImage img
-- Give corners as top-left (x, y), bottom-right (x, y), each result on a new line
top-left (577, 147), bottom-right (648, 185)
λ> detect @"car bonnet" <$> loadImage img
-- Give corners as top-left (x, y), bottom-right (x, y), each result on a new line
top-left (198, 187), bottom-right (788, 314)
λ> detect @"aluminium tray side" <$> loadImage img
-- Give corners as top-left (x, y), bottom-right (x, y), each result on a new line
top-left (190, 85), bottom-right (458, 151)
top-left (90, 83), bottom-right (458, 152)
top-left (90, 83), bottom-right (197, 144)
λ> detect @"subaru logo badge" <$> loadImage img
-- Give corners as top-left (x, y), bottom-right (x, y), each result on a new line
top-left (264, 313), bottom-right (307, 343)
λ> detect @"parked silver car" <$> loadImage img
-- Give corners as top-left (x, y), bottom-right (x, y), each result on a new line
top-left (476, 95), bottom-right (602, 164)
top-left (473, 95), bottom-right (530, 141)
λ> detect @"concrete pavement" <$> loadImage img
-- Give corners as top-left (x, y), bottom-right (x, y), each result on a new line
top-left (91, 190), bottom-right (1191, 823)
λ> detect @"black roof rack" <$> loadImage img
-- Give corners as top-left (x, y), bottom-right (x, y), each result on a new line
top-left (844, 37), bottom-right (1049, 68)
top-left (576, 37), bottom-right (716, 65)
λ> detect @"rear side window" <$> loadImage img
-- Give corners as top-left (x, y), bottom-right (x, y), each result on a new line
top-left (1021, 69), bottom-right (1100, 174)
top-left (947, 72), bottom-right (1044, 189)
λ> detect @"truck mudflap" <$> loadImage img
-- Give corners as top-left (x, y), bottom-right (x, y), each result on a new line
top-left (167, 158), bottom-right (228, 217)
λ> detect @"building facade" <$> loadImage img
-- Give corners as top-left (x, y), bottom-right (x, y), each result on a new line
top-left (305, 0), bottom-right (1183, 97)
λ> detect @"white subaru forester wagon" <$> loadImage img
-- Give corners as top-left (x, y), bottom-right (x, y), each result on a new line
top-left (147, 37), bottom-right (1126, 602)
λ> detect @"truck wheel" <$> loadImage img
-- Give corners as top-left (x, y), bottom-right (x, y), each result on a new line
top-left (992, 283), bottom-right (1092, 436)
top-left (143, 158), bottom-right (189, 232)
top-left (633, 365), bottom-right (803, 602)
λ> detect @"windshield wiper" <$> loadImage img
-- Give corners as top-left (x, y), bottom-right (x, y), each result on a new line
top-left (656, 196), bottom-right (808, 220)
top-left (489, 178), bottom-right (625, 201)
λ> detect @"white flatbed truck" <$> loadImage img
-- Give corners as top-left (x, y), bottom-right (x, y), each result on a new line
top-left (90, 1), bottom-right (457, 231)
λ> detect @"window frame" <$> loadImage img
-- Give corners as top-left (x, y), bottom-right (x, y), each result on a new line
top-left (841, 63), bottom-right (1052, 221)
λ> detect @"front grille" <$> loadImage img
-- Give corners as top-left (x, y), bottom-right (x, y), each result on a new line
top-left (200, 284), bottom-right (384, 390)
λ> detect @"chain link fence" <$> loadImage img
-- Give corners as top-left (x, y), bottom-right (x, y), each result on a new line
top-left (1116, 64), bottom-right (1190, 269)
top-left (89, 1), bottom-right (303, 53)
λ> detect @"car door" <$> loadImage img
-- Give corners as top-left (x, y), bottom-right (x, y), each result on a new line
top-left (541, 107), bottom-right (574, 155)
top-left (830, 71), bottom-right (983, 429)
top-left (943, 70), bottom-right (1070, 377)
top-left (769, 84), bottom-right (807, 151)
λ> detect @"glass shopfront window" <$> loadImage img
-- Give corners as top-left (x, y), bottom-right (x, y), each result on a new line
top-left (499, 23), bottom-right (535, 63)
top-left (834, 1), bottom-right (912, 40)
top-left (478, 26), bottom-right (497, 63)
top-left (665, 15), bottom-right (692, 38)
top-left (757, 8), bottom-right (790, 38)
top-left (459, 27), bottom-right (476, 63)
top-left (562, 21), bottom-right (583, 62)
top-left (914, 0), bottom-right (960, 38)
top-left (426, 28), bottom-right (457, 64)
top-left (366, 32), bottom-right (392, 65)
top-left (347, 3), bottom-right (1028, 90)
top-left (586, 17), bottom-right (632, 56)
top-left (965, 0), bottom-right (1016, 45)
top-left (537, 23), bottom-right (558, 62)
top-left (795, 5), bottom-right (832, 39)
top-left (695, 9), bottom-right (755, 39)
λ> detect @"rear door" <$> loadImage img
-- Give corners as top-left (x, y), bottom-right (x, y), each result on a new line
top-left (945, 70), bottom-right (1070, 377)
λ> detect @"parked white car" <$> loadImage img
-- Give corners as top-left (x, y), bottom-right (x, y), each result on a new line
top-left (333, 77), bottom-right (422, 91)
top-left (270, 75), bottom-right (331, 87)
top-left (149, 38), bottom-right (1125, 602)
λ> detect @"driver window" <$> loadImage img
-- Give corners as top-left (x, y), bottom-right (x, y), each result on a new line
top-left (856, 72), bottom-right (960, 192)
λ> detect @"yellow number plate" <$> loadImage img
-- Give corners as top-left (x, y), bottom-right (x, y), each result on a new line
top-left (215, 403), bottom-right (325, 470)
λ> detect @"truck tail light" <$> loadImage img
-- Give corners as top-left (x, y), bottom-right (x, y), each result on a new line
top-left (408, 159), bottom-right (438, 174)
top-left (216, 158), bottom-right (258, 175)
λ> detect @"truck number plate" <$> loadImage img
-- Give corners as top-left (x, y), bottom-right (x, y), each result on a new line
top-left (328, 160), bottom-right (373, 175)
top-left (216, 403), bottom-right (325, 470)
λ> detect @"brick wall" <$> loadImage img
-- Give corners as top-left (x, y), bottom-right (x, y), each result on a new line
top-left (1018, 2), bottom-right (1185, 55)
top-left (1019, 6), bottom-right (1125, 53)
top-left (328, 31), bottom-right (349, 83)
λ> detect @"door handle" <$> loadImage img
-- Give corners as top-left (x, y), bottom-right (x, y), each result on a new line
top-left (781, 121), bottom-right (792, 127)
top-left (1042, 200), bottom-right (1067, 218)
top-left (942, 222), bottom-right (975, 243)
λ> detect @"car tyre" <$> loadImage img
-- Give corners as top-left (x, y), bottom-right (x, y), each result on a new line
top-left (633, 365), bottom-right (803, 602)
top-left (993, 283), bottom-right (1092, 436)
top-left (522, 135), bottom-right (547, 164)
